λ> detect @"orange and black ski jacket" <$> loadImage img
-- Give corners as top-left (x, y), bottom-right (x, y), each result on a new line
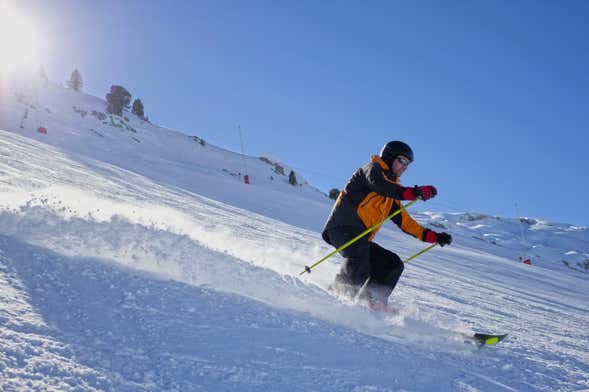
top-left (322, 155), bottom-right (428, 243)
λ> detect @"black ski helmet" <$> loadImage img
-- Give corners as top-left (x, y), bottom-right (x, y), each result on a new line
top-left (380, 141), bottom-right (414, 167)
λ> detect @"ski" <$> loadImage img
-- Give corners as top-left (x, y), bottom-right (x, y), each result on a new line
top-left (463, 332), bottom-right (508, 347)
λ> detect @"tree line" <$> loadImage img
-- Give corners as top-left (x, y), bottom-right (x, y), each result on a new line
top-left (65, 69), bottom-right (147, 121)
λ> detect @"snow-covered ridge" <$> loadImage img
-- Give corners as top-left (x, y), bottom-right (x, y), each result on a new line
top-left (415, 211), bottom-right (589, 274)
top-left (1, 76), bottom-right (326, 201)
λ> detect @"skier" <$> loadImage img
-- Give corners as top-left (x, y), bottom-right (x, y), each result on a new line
top-left (322, 141), bottom-right (452, 312)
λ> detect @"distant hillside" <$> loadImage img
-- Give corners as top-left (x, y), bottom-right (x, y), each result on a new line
top-left (0, 74), bottom-right (326, 202)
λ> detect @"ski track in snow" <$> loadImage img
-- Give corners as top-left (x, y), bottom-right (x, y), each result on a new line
top-left (1, 109), bottom-right (589, 390)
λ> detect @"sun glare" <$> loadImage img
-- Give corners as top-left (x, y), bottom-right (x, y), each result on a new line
top-left (0, 2), bottom-right (38, 75)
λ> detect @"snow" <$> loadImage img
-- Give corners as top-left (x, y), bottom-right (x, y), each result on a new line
top-left (0, 75), bottom-right (588, 391)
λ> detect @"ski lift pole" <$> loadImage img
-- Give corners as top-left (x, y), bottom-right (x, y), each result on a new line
top-left (299, 199), bottom-right (419, 276)
top-left (238, 125), bottom-right (249, 184)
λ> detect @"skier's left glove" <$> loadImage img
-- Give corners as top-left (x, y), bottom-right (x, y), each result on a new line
top-left (436, 232), bottom-right (453, 247)
top-left (424, 230), bottom-right (453, 247)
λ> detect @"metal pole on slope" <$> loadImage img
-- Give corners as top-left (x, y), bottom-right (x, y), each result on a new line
top-left (515, 202), bottom-right (527, 244)
top-left (515, 202), bottom-right (533, 264)
top-left (238, 125), bottom-right (249, 184)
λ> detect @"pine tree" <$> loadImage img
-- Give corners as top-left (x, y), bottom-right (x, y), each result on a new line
top-left (132, 98), bottom-right (145, 119)
top-left (288, 170), bottom-right (298, 186)
top-left (67, 69), bottom-right (83, 91)
top-left (106, 85), bottom-right (131, 116)
top-left (329, 188), bottom-right (340, 200)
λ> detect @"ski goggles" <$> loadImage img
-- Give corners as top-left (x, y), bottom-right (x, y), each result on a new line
top-left (396, 157), bottom-right (411, 167)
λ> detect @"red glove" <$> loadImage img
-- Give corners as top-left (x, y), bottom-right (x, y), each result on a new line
top-left (402, 185), bottom-right (437, 201)
top-left (424, 230), bottom-right (452, 247)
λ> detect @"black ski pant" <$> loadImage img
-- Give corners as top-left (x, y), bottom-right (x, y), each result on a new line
top-left (324, 226), bottom-right (404, 302)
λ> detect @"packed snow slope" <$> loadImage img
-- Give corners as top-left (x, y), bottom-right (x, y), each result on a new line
top-left (0, 79), bottom-right (588, 391)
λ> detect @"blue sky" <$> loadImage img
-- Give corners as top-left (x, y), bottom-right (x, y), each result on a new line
top-left (20, 0), bottom-right (589, 226)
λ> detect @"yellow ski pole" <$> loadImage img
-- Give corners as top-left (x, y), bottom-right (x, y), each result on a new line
top-left (403, 243), bottom-right (437, 264)
top-left (300, 199), bottom-right (418, 275)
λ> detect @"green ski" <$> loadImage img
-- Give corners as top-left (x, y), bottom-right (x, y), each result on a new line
top-left (464, 333), bottom-right (508, 347)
